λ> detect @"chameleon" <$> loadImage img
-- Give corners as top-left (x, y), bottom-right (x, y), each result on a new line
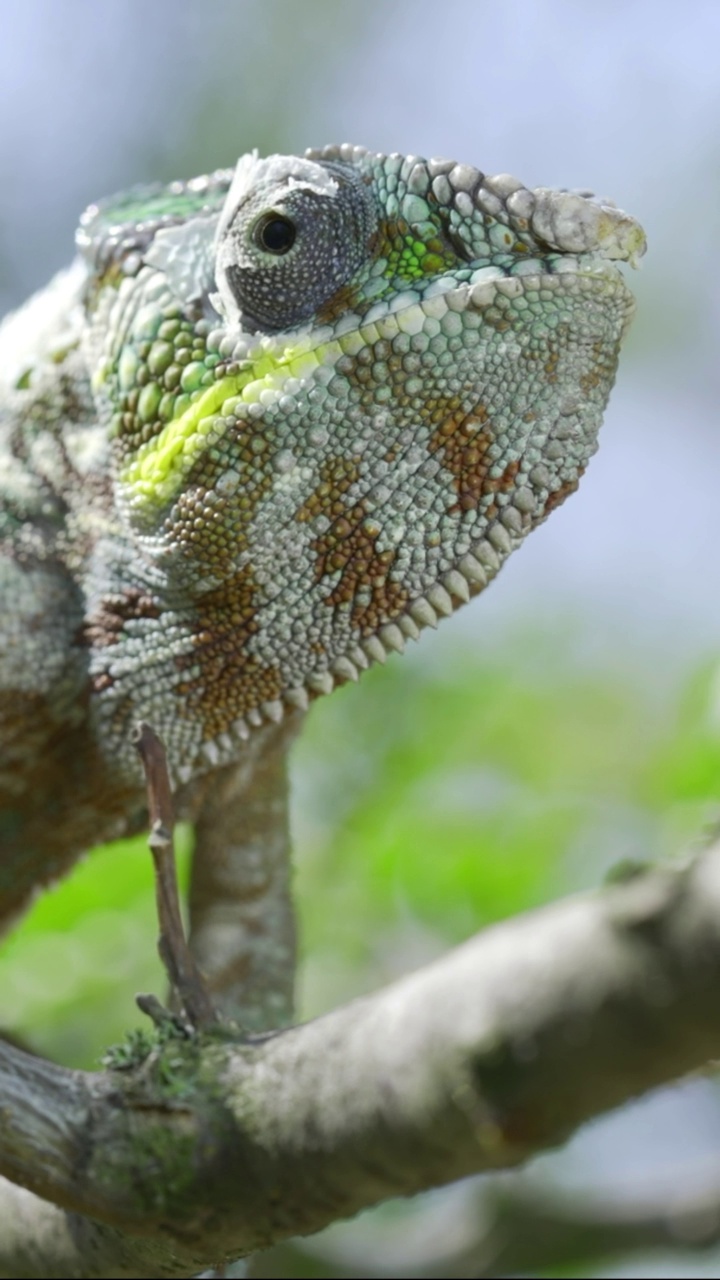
top-left (0, 143), bottom-right (645, 933)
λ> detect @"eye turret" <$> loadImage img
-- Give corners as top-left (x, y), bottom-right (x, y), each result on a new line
top-left (214, 153), bottom-right (378, 333)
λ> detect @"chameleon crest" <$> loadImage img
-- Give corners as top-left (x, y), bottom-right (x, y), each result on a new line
top-left (0, 145), bottom-right (645, 917)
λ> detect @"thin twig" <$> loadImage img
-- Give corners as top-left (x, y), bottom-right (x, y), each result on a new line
top-left (133, 722), bottom-right (218, 1030)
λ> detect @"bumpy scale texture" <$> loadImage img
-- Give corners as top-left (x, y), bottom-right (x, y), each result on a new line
top-left (0, 144), bottom-right (645, 921)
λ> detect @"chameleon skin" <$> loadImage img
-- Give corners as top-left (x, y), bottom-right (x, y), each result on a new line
top-left (0, 145), bottom-right (646, 923)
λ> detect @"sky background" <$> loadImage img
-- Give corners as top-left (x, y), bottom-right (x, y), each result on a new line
top-left (2, 3), bottom-right (719, 1275)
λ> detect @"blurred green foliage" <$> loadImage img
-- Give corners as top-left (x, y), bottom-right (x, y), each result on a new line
top-left (2, 625), bottom-right (719, 1071)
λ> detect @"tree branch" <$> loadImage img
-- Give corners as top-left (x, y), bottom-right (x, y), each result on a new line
top-left (257, 1179), bottom-right (720, 1278)
top-left (466, 1181), bottom-right (720, 1278)
top-left (2, 842), bottom-right (720, 1277)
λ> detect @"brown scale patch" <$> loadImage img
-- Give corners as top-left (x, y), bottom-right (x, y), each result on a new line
top-left (579, 342), bottom-right (613, 396)
top-left (520, 336), bottom-right (561, 384)
top-left (312, 503), bottom-right (408, 635)
top-left (576, 337), bottom-right (617, 396)
top-left (544, 343), bottom-right (560, 382)
top-left (296, 456), bottom-right (408, 634)
top-left (295, 456), bottom-right (362, 524)
top-left (335, 340), bottom-right (419, 418)
top-left (80, 587), bottom-right (161, 649)
top-left (316, 281), bottom-right (362, 326)
top-left (579, 370), bottom-right (601, 395)
top-left (429, 402), bottom-right (521, 515)
top-left (477, 307), bottom-right (512, 334)
top-left (544, 474), bottom-right (582, 515)
top-left (167, 432), bottom-right (276, 580)
top-left (175, 565), bottom-right (283, 738)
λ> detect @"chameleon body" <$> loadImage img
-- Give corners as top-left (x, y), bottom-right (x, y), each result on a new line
top-left (0, 145), bottom-right (645, 924)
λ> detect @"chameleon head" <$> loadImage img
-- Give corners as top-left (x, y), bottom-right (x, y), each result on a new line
top-left (79, 146), bottom-right (645, 773)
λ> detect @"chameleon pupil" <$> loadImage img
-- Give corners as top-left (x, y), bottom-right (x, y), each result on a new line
top-left (257, 214), bottom-right (296, 254)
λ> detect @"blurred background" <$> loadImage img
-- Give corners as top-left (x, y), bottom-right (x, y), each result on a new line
top-left (2, 1), bottom-right (720, 1275)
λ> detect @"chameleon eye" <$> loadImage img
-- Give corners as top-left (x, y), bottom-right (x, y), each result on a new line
top-left (255, 213), bottom-right (296, 255)
top-left (214, 154), bottom-right (378, 332)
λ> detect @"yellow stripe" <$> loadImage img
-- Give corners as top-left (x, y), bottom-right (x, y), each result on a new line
top-left (123, 375), bottom-right (243, 499)
top-left (120, 338), bottom-right (341, 508)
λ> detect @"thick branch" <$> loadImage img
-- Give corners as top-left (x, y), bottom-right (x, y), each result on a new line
top-left (2, 844), bottom-right (720, 1277)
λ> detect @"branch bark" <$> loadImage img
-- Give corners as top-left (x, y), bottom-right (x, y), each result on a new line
top-left (2, 842), bottom-right (720, 1277)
